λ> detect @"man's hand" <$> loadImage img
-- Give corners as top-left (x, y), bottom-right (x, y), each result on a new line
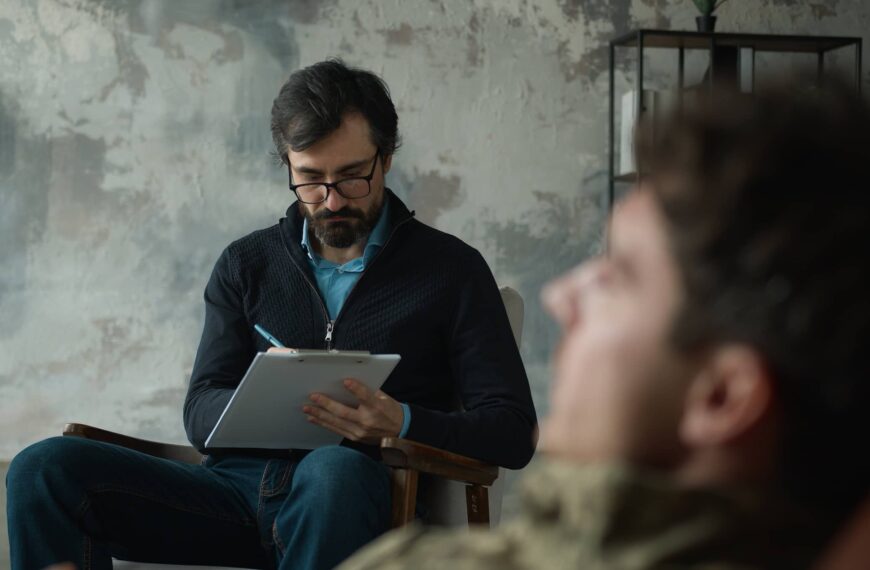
top-left (304, 379), bottom-right (404, 445)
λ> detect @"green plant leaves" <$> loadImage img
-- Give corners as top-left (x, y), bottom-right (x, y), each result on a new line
top-left (691, 0), bottom-right (730, 15)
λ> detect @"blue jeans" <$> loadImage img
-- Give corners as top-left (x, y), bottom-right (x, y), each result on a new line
top-left (5, 437), bottom-right (391, 570)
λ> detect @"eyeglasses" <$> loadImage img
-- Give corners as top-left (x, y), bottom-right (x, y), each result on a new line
top-left (289, 151), bottom-right (381, 204)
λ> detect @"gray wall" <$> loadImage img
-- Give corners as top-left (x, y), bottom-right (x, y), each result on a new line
top-left (2, 0), bottom-right (870, 542)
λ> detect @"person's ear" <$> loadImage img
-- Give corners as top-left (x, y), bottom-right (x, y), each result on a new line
top-left (680, 345), bottom-right (774, 447)
top-left (382, 153), bottom-right (392, 175)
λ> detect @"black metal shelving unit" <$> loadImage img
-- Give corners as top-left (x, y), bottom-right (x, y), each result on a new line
top-left (608, 29), bottom-right (863, 211)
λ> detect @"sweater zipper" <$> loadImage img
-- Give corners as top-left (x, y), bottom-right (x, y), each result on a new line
top-left (281, 214), bottom-right (414, 350)
top-left (280, 241), bottom-right (333, 348)
top-left (324, 320), bottom-right (334, 347)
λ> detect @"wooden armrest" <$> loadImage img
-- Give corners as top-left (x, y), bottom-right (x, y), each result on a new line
top-left (380, 437), bottom-right (498, 486)
top-left (63, 423), bottom-right (204, 465)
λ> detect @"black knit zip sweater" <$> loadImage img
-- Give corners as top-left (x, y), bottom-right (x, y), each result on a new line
top-left (183, 190), bottom-right (537, 469)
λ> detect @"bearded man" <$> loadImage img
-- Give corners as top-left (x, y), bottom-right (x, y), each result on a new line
top-left (6, 59), bottom-right (537, 570)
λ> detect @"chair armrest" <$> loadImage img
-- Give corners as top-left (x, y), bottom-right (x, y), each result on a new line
top-left (380, 437), bottom-right (498, 486)
top-left (63, 423), bottom-right (204, 465)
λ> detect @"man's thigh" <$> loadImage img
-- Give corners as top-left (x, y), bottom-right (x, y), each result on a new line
top-left (30, 436), bottom-right (269, 567)
top-left (267, 447), bottom-right (391, 568)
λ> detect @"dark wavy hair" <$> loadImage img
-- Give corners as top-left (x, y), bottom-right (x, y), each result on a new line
top-left (270, 59), bottom-right (401, 164)
top-left (637, 76), bottom-right (870, 520)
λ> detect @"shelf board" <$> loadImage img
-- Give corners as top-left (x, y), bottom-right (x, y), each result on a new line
top-left (611, 29), bottom-right (860, 53)
top-left (614, 172), bottom-right (639, 183)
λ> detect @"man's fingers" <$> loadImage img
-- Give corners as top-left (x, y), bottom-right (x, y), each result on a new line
top-left (306, 413), bottom-right (359, 441)
top-left (304, 389), bottom-right (397, 444)
top-left (309, 393), bottom-right (358, 420)
top-left (308, 414), bottom-right (376, 444)
top-left (343, 378), bottom-right (371, 401)
top-left (304, 404), bottom-right (362, 436)
top-left (373, 389), bottom-right (392, 401)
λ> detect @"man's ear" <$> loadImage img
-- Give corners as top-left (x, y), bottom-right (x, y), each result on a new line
top-left (680, 345), bottom-right (775, 447)
top-left (382, 153), bottom-right (392, 175)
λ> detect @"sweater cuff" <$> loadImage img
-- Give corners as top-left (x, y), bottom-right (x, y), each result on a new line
top-left (398, 403), bottom-right (412, 438)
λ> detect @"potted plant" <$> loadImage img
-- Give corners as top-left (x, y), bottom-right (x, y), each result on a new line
top-left (692, 0), bottom-right (729, 32)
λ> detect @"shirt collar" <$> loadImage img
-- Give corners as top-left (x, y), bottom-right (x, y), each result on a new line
top-left (364, 199), bottom-right (390, 253)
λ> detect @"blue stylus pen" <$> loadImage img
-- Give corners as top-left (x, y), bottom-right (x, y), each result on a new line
top-left (254, 324), bottom-right (286, 348)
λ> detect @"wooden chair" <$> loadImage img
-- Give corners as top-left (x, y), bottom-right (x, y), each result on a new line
top-left (60, 423), bottom-right (499, 529)
top-left (62, 287), bottom-right (525, 565)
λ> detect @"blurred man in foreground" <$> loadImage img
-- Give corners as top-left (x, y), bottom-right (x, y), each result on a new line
top-left (341, 76), bottom-right (870, 569)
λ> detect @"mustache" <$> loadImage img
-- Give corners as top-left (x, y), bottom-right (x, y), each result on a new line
top-left (314, 207), bottom-right (364, 221)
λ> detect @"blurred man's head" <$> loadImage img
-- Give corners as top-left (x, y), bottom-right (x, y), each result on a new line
top-left (541, 76), bottom-right (870, 520)
top-left (540, 190), bottom-right (695, 471)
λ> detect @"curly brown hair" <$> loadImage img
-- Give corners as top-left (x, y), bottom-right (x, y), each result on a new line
top-left (636, 76), bottom-right (870, 520)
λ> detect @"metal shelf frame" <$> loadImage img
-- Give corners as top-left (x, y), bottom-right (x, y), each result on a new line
top-left (607, 29), bottom-right (863, 211)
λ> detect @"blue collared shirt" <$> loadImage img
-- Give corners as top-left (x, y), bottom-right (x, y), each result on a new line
top-left (301, 200), bottom-right (411, 437)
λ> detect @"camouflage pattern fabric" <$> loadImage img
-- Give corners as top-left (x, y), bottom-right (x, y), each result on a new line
top-left (340, 459), bottom-right (829, 570)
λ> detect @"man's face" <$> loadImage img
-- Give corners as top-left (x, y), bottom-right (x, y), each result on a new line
top-left (288, 112), bottom-right (391, 249)
top-left (540, 190), bottom-right (695, 468)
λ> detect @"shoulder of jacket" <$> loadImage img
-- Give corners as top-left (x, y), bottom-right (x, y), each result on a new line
top-left (217, 224), bottom-right (287, 278)
top-left (224, 224), bottom-right (283, 256)
top-left (406, 219), bottom-right (482, 260)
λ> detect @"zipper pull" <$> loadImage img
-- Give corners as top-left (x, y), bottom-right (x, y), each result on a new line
top-left (324, 320), bottom-right (335, 349)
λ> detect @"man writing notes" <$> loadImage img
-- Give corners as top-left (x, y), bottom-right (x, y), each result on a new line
top-left (6, 60), bottom-right (537, 570)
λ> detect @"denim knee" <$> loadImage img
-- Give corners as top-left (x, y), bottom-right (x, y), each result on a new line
top-left (7, 437), bottom-right (96, 506)
top-left (292, 446), bottom-right (388, 498)
top-left (9, 437), bottom-right (66, 485)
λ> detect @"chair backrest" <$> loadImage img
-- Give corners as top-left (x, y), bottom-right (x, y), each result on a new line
top-left (419, 286), bottom-right (524, 527)
top-left (500, 286), bottom-right (524, 348)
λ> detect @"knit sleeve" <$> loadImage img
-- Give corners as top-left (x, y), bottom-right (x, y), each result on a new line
top-left (183, 246), bottom-right (256, 451)
top-left (403, 249), bottom-right (538, 469)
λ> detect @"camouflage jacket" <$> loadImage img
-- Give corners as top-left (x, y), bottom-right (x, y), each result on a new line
top-left (340, 459), bottom-right (829, 570)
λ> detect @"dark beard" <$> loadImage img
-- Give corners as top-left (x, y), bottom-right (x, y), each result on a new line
top-left (300, 199), bottom-right (384, 250)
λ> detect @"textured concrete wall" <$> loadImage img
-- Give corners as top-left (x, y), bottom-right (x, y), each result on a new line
top-left (1, 0), bottom-right (869, 470)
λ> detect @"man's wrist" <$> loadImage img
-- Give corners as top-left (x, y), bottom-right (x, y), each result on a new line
top-left (398, 403), bottom-right (412, 438)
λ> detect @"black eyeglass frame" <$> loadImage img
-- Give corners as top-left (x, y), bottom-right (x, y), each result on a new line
top-left (288, 150), bottom-right (381, 204)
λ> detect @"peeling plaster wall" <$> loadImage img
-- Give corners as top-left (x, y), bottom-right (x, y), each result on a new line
top-left (2, 0), bottom-right (869, 518)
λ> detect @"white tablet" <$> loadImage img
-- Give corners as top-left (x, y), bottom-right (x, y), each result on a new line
top-left (204, 351), bottom-right (401, 450)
